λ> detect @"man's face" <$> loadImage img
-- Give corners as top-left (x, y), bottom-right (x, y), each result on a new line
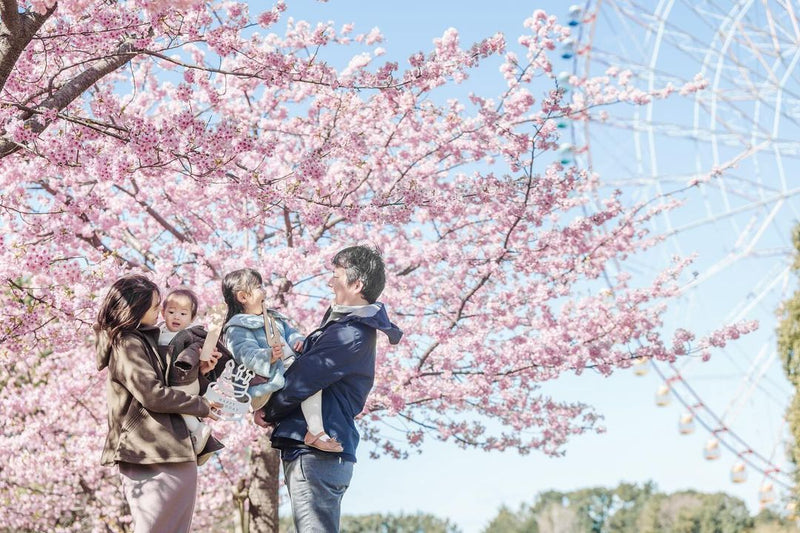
top-left (329, 266), bottom-right (362, 306)
top-left (140, 291), bottom-right (161, 327)
top-left (162, 295), bottom-right (194, 332)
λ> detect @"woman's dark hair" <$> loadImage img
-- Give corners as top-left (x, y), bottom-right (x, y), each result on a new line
top-left (96, 275), bottom-right (160, 343)
top-left (332, 245), bottom-right (386, 303)
top-left (222, 268), bottom-right (263, 324)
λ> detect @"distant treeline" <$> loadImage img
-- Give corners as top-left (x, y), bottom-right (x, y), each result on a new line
top-left (277, 481), bottom-right (799, 532)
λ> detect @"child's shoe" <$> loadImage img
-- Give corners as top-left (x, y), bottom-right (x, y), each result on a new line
top-left (191, 421), bottom-right (211, 455)
top-left (197, 450), bottom-right (214, 466)
top-left (197, 434), bottom-right (225, 466)
top-left (250, 390), bottom-right (271, 411)
top-left (248, 381), bottom-right (279, 411)
top-left (304, 431), bottom-right (343, 453)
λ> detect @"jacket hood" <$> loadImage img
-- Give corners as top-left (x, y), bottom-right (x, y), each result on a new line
top-left (95, 325), bottom-right (161, 371)
top-left (224, 309), bottom-right (290, 331)
top-left (224, 313), bottom-right (266, 331)
top-left (329, 302), bottom-right (403, 345)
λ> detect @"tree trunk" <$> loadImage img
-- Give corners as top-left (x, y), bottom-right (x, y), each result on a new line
top-left (248, 432), bottom-right (281, 533)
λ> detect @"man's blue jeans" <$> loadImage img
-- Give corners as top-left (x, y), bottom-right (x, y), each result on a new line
top-left (283, 452), bottom-right (354, 532)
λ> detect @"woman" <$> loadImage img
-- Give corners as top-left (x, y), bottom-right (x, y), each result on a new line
top-left (95, 275), bottom-right (219, 532)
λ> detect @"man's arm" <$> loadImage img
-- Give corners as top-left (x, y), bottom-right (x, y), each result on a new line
top-left (262, 323), bottom-right (366, 422)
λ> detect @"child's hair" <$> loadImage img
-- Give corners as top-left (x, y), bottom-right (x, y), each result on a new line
top-left (163, 287), bottom-right (199, 319)
top-left (332, 245), bottom-right (386, 303)
top-left (96, 275), bottom-right (160, 343)
top-left (222, 268), bottom-right (263, 324)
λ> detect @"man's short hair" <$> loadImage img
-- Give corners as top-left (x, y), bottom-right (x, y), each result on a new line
top-left (332, 245), bottom-right (386, 303)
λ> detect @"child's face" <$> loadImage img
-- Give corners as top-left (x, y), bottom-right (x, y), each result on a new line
top-left (162, 295), bottom-right (195, 332)
top-left (238, 283), bottom-right (265, 315)
top-left (140, 291), bottom-right (161, 327)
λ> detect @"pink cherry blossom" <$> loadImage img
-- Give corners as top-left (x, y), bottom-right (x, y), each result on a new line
top-left (0, 2), bottom-right (752, 530)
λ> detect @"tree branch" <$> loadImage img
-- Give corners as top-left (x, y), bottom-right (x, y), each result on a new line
top-left (0, 37), bottom-right (137, 159)
top-left (36, 180), bottom-right (143, 269)
top-left (0, 0), bottom-right (21, 35)
top-left (113, 181), bottom-right (190, 243)
top-left (0, 3), bottom-right (55, 92)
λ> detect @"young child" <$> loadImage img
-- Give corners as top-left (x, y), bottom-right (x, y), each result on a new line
top-left (157, 288), bottom-right (211, 456)
top-left (159, 288), bottom-right (198, 345)
top-left (221, 268), bottom-right (343, 453)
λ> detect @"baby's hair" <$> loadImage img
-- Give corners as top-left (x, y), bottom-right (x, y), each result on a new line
top-left (163, 287), bottom-right (199, 319)
top-left (96, 275), bottom-right (160, 344)
top-left (221, 268), bottom-right (263, 324)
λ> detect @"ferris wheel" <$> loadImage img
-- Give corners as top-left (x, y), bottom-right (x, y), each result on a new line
top-left (561, 0), bottom-right (800, 509)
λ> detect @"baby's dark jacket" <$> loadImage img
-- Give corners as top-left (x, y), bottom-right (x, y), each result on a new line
top-left (162, 325), bottom-right (233, 392)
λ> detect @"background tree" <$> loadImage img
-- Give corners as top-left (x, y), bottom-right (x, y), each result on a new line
top-left (752, 509), bottom-right (800, 533)
top-left (339, 512), bottom-right (462, 533)
top-left (568, 486), bottom-right (626, 532)
top-left (636, 491), bottom-right (753, 533)
top-left (0, 0), bottom-right (752, 531)
top-left (606, 482), bottom-right (656, 532)
top-left (777, 223), bottom-right (800, 504)
top-left (482, 504), bottom-right (540, 533)
top-left (483, 484), bottom-right (653, 533)
top-left (483, 484), bottom-right (766, 533)
top-left (279, 511), bottom-right (461, 533)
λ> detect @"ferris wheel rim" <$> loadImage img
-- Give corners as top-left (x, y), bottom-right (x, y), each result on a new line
top-left (571, 0), bottom-right (800, 502)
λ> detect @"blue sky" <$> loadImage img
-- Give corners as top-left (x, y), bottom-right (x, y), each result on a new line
top-left (271, 2), bottom-right (799, 531)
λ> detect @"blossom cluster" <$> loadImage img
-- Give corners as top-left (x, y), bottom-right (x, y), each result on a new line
top-left (0, 1), bottom-right (750, 530)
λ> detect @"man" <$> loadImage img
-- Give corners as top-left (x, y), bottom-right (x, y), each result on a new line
top-left (261, 245), bottom-right (403, 532)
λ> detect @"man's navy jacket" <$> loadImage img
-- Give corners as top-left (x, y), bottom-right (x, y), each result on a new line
top-left (263, 302), bottom-right (402, 462)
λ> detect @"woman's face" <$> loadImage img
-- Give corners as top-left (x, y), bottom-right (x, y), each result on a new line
top-left (140, 291), bottom-right (161, 327)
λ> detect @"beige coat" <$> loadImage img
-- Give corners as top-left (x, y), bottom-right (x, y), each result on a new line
top-left (96, 325), bottom-right (210, 466)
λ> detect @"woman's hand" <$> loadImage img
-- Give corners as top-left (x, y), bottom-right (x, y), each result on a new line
top-left (293, 340), bottom-right (304, 353)
top-left (199, 348), bottom-right (222, 375)
top-left (204, 399), bottom-right (222, 421)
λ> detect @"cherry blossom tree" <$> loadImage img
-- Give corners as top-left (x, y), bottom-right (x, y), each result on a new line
top-left (0, 0), bottom-right (755, 531)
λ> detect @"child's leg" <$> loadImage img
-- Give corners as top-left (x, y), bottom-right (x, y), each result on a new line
top-left (181, 414), bottom-right (211, 454)
top-left (301, 391), bottom-right (325, 436)
top-left (182, 413), bottom-right (201, 433)
top-left (301, 391), bottom-right (343, 453)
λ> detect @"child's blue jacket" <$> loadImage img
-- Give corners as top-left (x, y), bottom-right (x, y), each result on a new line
top-left (263, 302), bottom-right (402, 463)
top-left (223, 310), bottom-right (304, 395)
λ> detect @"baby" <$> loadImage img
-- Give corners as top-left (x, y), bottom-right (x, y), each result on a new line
top-left (157, 288), bottom-right (211, 456)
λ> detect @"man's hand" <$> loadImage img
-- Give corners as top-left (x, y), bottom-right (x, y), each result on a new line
top-left (253, 410), bottom-right (275, 430)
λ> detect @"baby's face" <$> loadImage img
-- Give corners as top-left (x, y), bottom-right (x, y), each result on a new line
top-left (162, 295), bottom-right (194, 332)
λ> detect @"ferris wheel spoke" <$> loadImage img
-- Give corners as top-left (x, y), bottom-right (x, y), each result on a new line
top-left (721, 349), bottom-right (777, 424)
top-left (576, 0), bottom-right (800, 502)
top-left (776, 0), bottom-right (800, 40)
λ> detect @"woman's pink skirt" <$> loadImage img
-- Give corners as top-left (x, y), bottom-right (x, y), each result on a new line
top-left (119, 461), bottom-right (198, 533)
